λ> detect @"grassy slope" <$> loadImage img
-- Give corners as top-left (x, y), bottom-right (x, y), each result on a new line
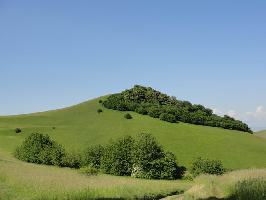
top-left (0, 151), bottom-right (190, 200)
top-left (255, 130), bottom-right (266, 139)
top-left (0, 97), bottom-right (266, 169)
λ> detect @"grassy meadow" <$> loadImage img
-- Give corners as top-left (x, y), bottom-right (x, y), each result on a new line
top-left (255, 130), bottom-right (266, 139)
top-left (0, 97), bottom-right (266, 199)
top-left (0, 97), bottom-right (266, 169)
top-left (0, 150), bottom-right (191, 200)
top-left (180, 169), bottom-right (266, 200)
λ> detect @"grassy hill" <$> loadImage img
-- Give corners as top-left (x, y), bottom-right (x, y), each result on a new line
top-left (256, 130), bottom-right (266, 139)
top-left (0, 97), bottom-right (266, 169)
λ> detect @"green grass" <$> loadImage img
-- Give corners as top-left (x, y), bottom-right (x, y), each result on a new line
top-left (0, 97), bottom-right (266, 169)
top-left (255, 130), bottom-right (266, 139)
top-left (1, 97), bottom-right (266, 199)
top-left (0, 99), bottom-right (266, 169)
top-left (0, 151), bottom-right (190, 200)
top-left (181, 169), bottom-right (266, 200)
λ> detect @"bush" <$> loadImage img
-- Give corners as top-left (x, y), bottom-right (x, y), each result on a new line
top-left (132, 133), bottom-right (182, 180)
top-left (82, 145), bottom-right (104, 169)
top-left (101, 136), bottom-right (134, 176)
top-left (99, 100), bottom-right (103, 104)
top-left (62, 152), bottom-right (82, 169)
top-left (230, 178), bottom-right (266, 200)
top-left (15, 128), bottom-right (22, 133)
top-left (14, 133), bottom-right (65, 166)
top-left (191, 157), bottom-right (225, 177)
top-left (124, 113), bottom-right (132, 119)
top-left (159, 113), bottom-right (177, 123)
top-left (80, 166), bottom-right (98, 176)
top-left (147, 106), bottom-right (162, 118)
top-left (135, 106), bottom-right (148, 115)
top-left (97, 109), bottom-right (103, 114)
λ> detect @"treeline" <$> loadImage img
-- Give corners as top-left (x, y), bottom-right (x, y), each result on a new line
top-left (103, 85), bottom-right (252, 133)
top-left (15, 133), bottom-right (184, 180)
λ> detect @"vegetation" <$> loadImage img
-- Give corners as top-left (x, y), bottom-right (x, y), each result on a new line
top-left (14, 133), bottom-right (183, 180)
top-left (103, 85), bottom-right (252, 133)
top-left (183, 169), bottom-right (266, 200)
top-left (191, 157), bottom-right (225, 177)
top-left (0, 97), bottom-right (265, 169)
top-left (15, 128), bottom-right (21, 133)
top-left (14, 133), bottom-right (66, 167)
top-left (97, 108), bottom-right (103, 113)
top-left (79, 166), bottom-right (99, 176)
top-left (0, 151), bottom-right (191, 200)
top-left (230, 178), bottom-right (266, 200)
top-left (124, 113), bottom-right (133, 119)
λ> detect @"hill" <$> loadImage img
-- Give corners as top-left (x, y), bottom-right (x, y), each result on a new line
top-left (256, 130), bottom-right (266, 139)
top-left (0, 97), bottom-right (266, 169)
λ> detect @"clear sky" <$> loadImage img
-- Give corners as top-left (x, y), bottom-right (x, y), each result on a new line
top-left (0, 0), bottom-right (266, 130)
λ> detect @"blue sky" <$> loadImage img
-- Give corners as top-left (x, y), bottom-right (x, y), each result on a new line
top-left (0, 1), bottom-right (266, 130)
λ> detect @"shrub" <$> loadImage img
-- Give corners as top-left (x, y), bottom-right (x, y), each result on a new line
top-left (191, 157), bottom-right (225, 177)
top-left (147, 106), bottom-right (162, 118)
top-left (15, 128), bottom-right (22, 133)
top-left (62, 152), bottom-right (82, 169)
top-left (101, 136), bottom-right (134, 176)
top-left (135, 106), bottom-right (148, 115)
top-left (230, 178), bottom-right (266, 200)
top-left (14, 133), bottom-right (65, 166)
top-left (98, 100), bottom-right (103, 104)
top-left (159, 113), bottom-right (177, 123)
top-left (124, 113), bottom-right (132, 119)
top-left (97, 109), bottom-right (103, 114)
top-left (132, 133), bottom-right (182, 180)
top-left (80, 166), bottom-right (98, 176)
top-left (83, 145), bottom-right (104, 169)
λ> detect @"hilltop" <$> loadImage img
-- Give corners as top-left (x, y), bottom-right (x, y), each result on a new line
top-left (0, 94), bottom-right (265, 169)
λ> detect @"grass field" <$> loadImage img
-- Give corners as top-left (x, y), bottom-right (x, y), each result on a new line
top-left (181, 168), bottom-right (266, 200)
top-left (0, 97), bottom-right (266, 199)
top-left (0, 97), bottom-right (266, 169)
top-left (0, 150), bottom-right (191, 200)
top-left (255, 130), bottom-right (266, 139)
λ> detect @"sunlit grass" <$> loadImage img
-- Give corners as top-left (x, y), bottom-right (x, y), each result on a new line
top-left (0, 150), bottom-right (191, 200)
top-left (182, 168), bottom-right (266, 200)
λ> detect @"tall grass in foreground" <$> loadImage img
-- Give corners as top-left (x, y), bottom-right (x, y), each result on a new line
top-left (230, 178), bottom-right (266, 200)
top-left (183, 169), bottom-right (266, 200)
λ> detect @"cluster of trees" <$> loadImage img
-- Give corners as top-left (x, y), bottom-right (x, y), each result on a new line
top-left (103, 85), bottom-right (252, 133)
top-left (14, 133), bottom-right (81, 168)
top-left (15, 133), bottom-right (184, 180)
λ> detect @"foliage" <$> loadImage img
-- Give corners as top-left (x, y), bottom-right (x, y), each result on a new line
top-left (98, 99), bottom-right (103, 104)
top-left (230, 178), bottom-right (266, 200)
top-left (15, 133), bottom-right (65, 166)
top-left (82, 133), bottom-right (183, 180)
top-left (124, 113), bottom-right (133, 119)
top-left (97, 109), bottom-right (103, 113)
top-left (79, 166), bottom-right (99, 176)
top-left (132, 133), bottom-right (183, 180)
top-left (101, 136), bottom-right (134, 176)
top-left (159, 113), bottom-right (177, 123)
top-left (191, 157), bottom-right (225, 177)
top-left (15, 128), bottom-right (22, 133)
top-left (82, 145), bottom-right (104, 169)
top-left (103, 85), bottom-right (252, 133)
top-left (62, 151), bottom-right (82, 169)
